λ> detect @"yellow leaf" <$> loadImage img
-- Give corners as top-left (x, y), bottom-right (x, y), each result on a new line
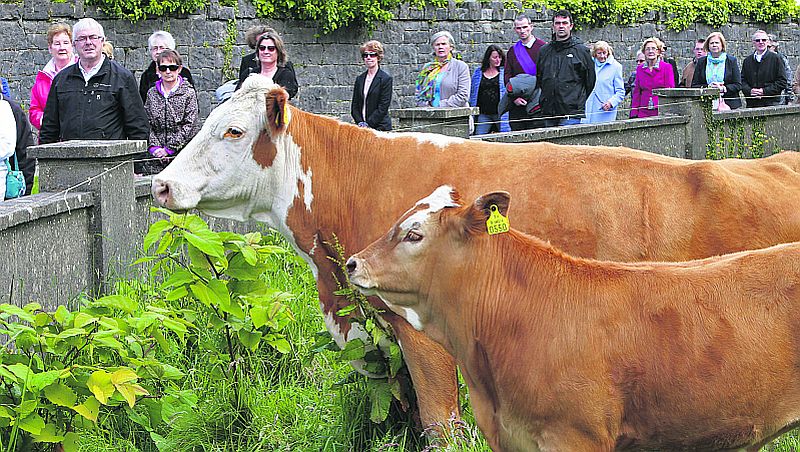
top-left (115, 383), bottom-right (149, 408)
top-left (111, 368), bottom-right (138, 385)
top-left (86, 370), bottom-right (114, 405)
top-left (72, 396), bottom-right (100, 422)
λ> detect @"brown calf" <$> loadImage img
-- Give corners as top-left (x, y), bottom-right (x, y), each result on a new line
top-left (348, 186), bottom-right (800, 451)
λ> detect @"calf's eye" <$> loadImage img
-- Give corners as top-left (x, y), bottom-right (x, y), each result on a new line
top-left (224, 127), bottom-right (244, 139)
top-left (404, 231), bottom-right (423, 242)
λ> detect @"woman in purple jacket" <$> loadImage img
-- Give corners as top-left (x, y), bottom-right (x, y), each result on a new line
top-left (630, 37), bottom-right (675, 118)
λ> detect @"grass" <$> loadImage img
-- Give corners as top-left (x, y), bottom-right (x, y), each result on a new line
top-left (72, 229), bottom-right (797, 451)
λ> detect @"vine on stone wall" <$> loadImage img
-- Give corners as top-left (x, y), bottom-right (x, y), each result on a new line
top-left (702, 96), bottom-right (773, 160)
top-left (82, 0), bottom-right (799, 34)
top-left (222, 19), bottom-right (238, 82)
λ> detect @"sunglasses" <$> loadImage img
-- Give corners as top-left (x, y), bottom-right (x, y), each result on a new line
top-left (753, 38), bottom-right (768, 42)
top-left (259, 45), bottom-right (277, 52)
top-left (362, 52), bottom-right (378, 58)
top-left (158, 64), bottom-right (180, 72)
top-left (636, 59), bottom-right (645, 63)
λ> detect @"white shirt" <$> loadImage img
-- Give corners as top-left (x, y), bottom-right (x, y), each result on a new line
top-left (0, 99), bottom-right (16, 199)
top-left (79, 55), bottom-right (106, 83)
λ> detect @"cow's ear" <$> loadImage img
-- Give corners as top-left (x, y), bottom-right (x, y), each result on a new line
top-left (463, 191), bottom-right (511, 236)
top-left (265, 87), bottom-right (290, 135)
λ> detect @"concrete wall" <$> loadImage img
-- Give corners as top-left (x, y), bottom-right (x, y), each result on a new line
top-left (1, 0), bottom-right (798, 121)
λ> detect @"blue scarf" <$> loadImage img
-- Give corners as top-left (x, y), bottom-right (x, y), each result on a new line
top-left (705, 53), bottom-right (727, 85)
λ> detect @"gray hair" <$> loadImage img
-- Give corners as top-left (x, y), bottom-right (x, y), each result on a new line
top-left (430, 30), bottom-right (455, 48)
top-left (148, 30), bottom-right (176, 50)
top-left (73, 18), bottom-right (104, 40)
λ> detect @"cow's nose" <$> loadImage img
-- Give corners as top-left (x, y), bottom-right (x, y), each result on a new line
top-left (345, 257), bottom-right (358, 275)
top-left (152, 179), bottom-right (171, 207)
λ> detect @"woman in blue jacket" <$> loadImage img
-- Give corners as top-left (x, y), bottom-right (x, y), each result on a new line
top-left (469, 45), bottom-right (510, 134)
top-left (583, 41), bottom-right (625, 124)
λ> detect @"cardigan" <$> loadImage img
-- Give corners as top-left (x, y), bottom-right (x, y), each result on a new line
top-left (469, 67), bottom-right (511, 132)
top-left (416, 58), bottom-right (470, 107)
top-left (351, 68), bottom-right (393, 131)
top-left (691, 55), bottom-right (743, 109)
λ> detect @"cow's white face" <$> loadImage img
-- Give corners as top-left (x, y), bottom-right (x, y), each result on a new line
top-left (152, 77), bottom-right (309, 229)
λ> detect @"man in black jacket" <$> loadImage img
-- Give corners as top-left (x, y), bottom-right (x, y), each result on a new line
top-left (741, 30), bottom-right (787, 108)
top-left (139, 30), bottom-right (195, 103)
top-left (536, 10), bottom-right (595, 127)
top-left (40, 18), bottom-right (149, 145)
top-left (1, 94), bottom-right (35, 196)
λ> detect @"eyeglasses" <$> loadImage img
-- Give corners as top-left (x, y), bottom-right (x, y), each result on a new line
top-left (362, 52), bottom-right (377, 59)
top-left (753, 38), bottom-right (768, 42)
top-left (259, 45), bottom-right (277, 52)
top-left (75, 35), bottom-right (103, 44)
top-left (158, 64), bottom-right (180, 72)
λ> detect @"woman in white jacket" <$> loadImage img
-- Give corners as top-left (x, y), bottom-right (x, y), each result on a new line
top-left (0, 97), bottom-right (17, 198)
top-left (583, 41), bottom-right (625, 124)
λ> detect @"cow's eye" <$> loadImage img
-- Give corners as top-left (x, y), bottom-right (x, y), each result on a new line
top-left (403, 230), bottom-right (423, 242)
top-left (224, 127), bottom-right (244, 139)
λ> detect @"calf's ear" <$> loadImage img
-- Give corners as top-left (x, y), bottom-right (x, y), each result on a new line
top-left (265, 87), bottom-right (290, 136)
top-left (462, 191), bottom-right (511, 236)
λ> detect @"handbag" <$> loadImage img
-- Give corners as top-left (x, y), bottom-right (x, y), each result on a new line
top-left (713, 95), bottom-right (731, 112)
top-left (5, 154), bottom-right (25, 199)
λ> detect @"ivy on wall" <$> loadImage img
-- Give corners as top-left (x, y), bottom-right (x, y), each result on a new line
top-left (83, 0), bottom-right (799, 34)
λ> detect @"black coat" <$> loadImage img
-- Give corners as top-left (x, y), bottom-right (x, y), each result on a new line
top-left (741, 51), bottom-right (787, 108)
top-left (536, 36), bottom-right (595, 118)
top-left (691, 55), bottom-right (743, 109)
top-left (2, 94), bottom-right (35, 195)
top-left (235, 57), bottom-right (298, 99)
top-left (139, 61), bottom-right (195, 103)
top-left (350, 69), bottom-right (392, 131)
top-left (40, 58), bottom-right (149, 144)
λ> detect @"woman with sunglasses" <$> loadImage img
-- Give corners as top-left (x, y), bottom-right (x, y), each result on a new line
top-left (236, 31), bottom-right (298, 99)
top-left (350, 40), bottom-right (392, 131)
top-left (143, 49), bottom-right (200, 175)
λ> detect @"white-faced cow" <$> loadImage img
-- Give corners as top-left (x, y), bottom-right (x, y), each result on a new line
top-left (152, 77), bottom-right (800, 432)
top-left (347, 186), bottom-right (800, 451)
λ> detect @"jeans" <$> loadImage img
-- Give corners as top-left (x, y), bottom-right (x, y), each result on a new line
top-left (544, 116), bottom-right (582, 127)
top-left (474, 113), bottom-right (501, 135)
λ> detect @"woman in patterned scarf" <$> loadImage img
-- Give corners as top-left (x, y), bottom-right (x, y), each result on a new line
top-left (415, 31), bottom-right (470, 107)
top-left (691, 32), bottom-right (742, 109)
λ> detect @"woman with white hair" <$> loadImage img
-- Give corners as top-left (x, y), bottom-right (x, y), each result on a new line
top-left (415, 30), bottom-right (470, 107)
top-left (139, 30), bottom-right (195, 102)
top-left (630, 37), bottom-right (675, 118)
top-left (583, 41), bottom-right (624, 123)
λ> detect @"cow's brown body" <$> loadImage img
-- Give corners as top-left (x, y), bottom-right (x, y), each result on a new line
top-left (153, 82), bottom-right (800, 432)
top-left (348, 189), bottom-right (800, 451)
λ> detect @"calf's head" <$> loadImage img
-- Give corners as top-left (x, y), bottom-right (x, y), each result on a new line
top-left (151, 76), bottom-right (298, 222)
top-left (347, 186), bottom-right (511, 331)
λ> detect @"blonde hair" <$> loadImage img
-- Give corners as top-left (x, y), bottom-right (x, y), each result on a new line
top-left (47, 22), bottom-right (72, 45)
top-left (591, 41), bottom-right (613, 58)
top-left (703, 32), bottom-right (727, 53)
top-left (102, 41), bottom-right (114, 59)
top-left (641, 37), bottom-right (665, 55)
top-left (359, 40), bottom-right (385, 62)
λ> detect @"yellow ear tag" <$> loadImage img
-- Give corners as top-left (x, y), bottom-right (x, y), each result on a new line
top-left (486, 205), bottom-right (509, 235)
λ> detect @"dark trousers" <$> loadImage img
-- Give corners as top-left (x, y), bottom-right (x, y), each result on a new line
top-left (508, 106), bottom-right (543, 131)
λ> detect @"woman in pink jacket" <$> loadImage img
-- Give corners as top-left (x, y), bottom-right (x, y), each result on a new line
top-left (29, 22), bottom-right (77, 130)
top-left (630, 37), bottom-right (675, 118)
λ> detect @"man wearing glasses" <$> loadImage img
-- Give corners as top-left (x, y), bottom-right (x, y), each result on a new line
top-left (40, 18), bottom-right (148, 147)
top-left (740, 29), bottom-right (787, 108)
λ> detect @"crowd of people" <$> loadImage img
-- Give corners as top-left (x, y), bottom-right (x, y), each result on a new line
top-left (2, 13), bottom-right (799, 200)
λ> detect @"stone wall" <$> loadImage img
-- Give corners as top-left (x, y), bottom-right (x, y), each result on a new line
top-left (0, 0), bottom-right (798, 121)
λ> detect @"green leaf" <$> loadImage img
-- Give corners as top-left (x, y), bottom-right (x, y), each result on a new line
top-left (29, 370), bottom-right (63, 392)
top-left (44, 383), bottom-right (78, 407)
top-left (54, 305), bottom-right (71, 324)
top-left (17, 412), bottom-right (45, 435)
top-left (265, 336), bottom-right (291, 354)
top-left (336, 304), bottom-right (358, 316)
top-left (226, 253), bottom-right (264, 280)
top-left (7, 363), bottom-right (32, 383)
top-left (73, 396), bottom-right (101, 422)
top-left (208, 279), bottom-right (232, 311)
top-left (165, 286), bottom-right (189, 301)
top-left (16, 400), bottom-right (38, 419)
top-left (55, 328), bottom-right (87, 340)
top-left (161, 269), bottom-right (196, 289)
top-left (87, 370), bottom-right (115, 405)
top-left (144, 219), bottom-right (172, 251)
top-left (250, 306), bottom-right (268, 329)
top-left (189, 282), bottom-right (216, 307)
top-left (33, 312), bottom-right (51, 327)
top-left (90, 295), bottom-right (137, 314)
top-left (240, 245), bottom-right (259, 265)
top-left (31, 422), bottom-right (64, 443)
top-left (95, 335), bottom-right (125, 351)
top-left (340, 338), bottom-right (366, 361)
top-left (368, 380), bottom-right (392, 423)
top-left (152, 328), bottom-right (172, 354)
top-left (74, 312), bottom-right (99, 328)
top-left (62, 432), bottom-right (80, 452)
top-left (0, 303), bottom-right (36, 323)
top-left (237, 329), bottom-right (262, 352)
top-left (162, 317), bottom-right (188, 339)
top-left (388, 343), bottom-right (404, 377)
top-left (184, 229), bottom-right (225, 259)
